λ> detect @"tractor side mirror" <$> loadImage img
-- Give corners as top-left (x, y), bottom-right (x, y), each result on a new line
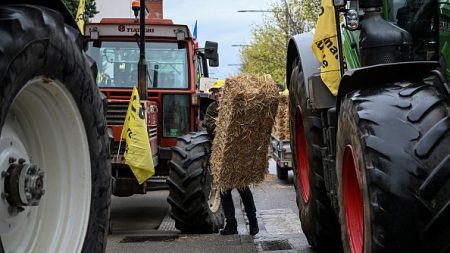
top-left (204, 41), bottom-right (219, 67)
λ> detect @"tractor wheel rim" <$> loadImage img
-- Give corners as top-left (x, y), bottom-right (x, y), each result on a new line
top-left (206, 165), bottom-right (221, 213)
top-left (343, 145), bottom-right (363, 253)
top-left (208, 183), bottom-right (221, 213)
top-left (0, 77), bottom-right (91, 252)
top-left (295, 106), bottom-right (310, 203)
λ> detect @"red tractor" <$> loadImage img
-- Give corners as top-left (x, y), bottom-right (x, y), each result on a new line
top-left (83, 1), bottom-right (219, 199)
top-left (85, 1), bottom-right (223, 232)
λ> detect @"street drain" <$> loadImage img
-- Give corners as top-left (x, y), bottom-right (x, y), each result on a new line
top-left (260, 239), bottom-right (292, 251)
top-left (120, 235), bottom-right (179, 243)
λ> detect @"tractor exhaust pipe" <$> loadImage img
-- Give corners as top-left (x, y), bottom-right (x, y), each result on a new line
top-left (358, 0), bottom-right (413, 66)
top-left (138, 0), bottom-right (148, 100)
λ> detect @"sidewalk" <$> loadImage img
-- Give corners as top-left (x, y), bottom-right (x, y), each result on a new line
top-left (106, 191), bottom-right (257, 253)
top-left (106, 159), bottom-right (313, 253)
top-left (107, 232), bottom-right (256, 253)
top-left (244, 159), bottom-right (314, 253)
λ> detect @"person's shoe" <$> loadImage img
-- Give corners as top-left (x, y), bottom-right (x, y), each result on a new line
top-left (220, 219), bottom-right (238, 235)
top-left (249, 219), bottom-right (259, 236)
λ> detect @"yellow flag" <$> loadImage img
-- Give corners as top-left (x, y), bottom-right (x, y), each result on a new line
top-left (122, 87), bottom-right (155, 184)
top-left (120, 89), bottom-right (133, 140)
top-left (76, 0), bottom-right (86, 35)
top-left (311, 0), bottom-right (345, 96)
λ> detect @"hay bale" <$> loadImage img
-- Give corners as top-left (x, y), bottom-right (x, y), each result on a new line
top-left (272, 90), bottom-right (290, 140)
top-left (210, 73), bottom-right (279, 192)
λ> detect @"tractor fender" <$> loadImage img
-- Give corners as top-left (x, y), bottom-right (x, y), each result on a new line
top-left (336, 61), bottom-right (440, 113)
top-left (287, 32), bottom-right (320, 90)
top-left (288, 32), bottom-right (337, 110)
top-left (1, 0), bottom-right (77, 30)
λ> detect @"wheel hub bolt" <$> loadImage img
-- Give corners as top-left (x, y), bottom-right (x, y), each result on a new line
top-left (2, 159), bottom-right (45, 214)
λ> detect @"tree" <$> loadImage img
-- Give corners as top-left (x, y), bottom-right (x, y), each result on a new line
top-left (239, 0), bottom-right (319, 86)
top-left (63, 0), bottom-right (98, 20)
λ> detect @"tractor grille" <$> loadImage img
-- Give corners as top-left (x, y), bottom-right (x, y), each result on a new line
top-left (110, 126), bottom-right (158, 157)
top-left (107, 100), bottom-right (158, 158)
top-left (111, 140), bottom-right (126, 157)
top-left (107, 101), bottom-right (128, 125)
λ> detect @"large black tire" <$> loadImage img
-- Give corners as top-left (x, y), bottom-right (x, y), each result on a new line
top-left (288, 59), bottom-right (342, 252)
top-left (167, 132), bottom-right (224, 233)
top-left (0, 5), bottom-right (110, 252)
top-left (336, 83), bottom-right (450, 253)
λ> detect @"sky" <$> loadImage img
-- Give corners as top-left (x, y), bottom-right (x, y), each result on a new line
top-left (93, 0), bottom-right (275, 79)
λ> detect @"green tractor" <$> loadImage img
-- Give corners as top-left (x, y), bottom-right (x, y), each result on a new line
top-left (287, 0), bottom-right (450, 252)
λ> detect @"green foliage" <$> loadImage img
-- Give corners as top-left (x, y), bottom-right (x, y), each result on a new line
top-left (63, 0), bottom-right (98, 20)
top-left (239, 0), bottom-right (319, 87)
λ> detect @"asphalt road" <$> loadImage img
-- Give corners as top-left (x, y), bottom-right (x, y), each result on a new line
top-left (106, 159), bottom-right (314, 253)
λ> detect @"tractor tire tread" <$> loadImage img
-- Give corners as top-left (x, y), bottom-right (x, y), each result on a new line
top-left (167, 132), bottom-right (224, 233)
top-left (337, 83), bottom-right (450, 253)
top-left (289, 60), bottom-right (342, 252)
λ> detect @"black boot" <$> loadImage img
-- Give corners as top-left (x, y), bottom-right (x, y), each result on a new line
top-left (220, 219), bottom-right (238, 235)
top-left (249, 218), bottom-right (259, 236)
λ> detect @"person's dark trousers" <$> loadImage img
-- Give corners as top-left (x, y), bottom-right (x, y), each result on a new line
top-left (221, 187), bottom-right (257, 222)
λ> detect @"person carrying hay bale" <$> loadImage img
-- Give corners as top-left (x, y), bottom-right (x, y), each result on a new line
top-left (209, 74), bottom-right (278, 192)
top-left (205, 79), bottom-right (260, 236)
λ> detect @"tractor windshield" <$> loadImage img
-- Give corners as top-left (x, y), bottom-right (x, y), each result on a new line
top-left (86, 41), bottom-right (189, 89)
